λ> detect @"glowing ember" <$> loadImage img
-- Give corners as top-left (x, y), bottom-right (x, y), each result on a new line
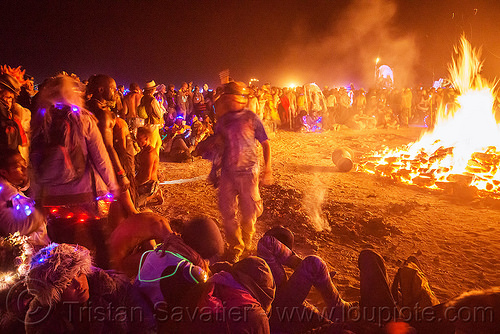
top-left (359, 36), bottom-right (500, 196)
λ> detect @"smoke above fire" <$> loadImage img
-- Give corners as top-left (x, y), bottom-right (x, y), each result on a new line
top-left (277, 0), bottom-right (418, 88)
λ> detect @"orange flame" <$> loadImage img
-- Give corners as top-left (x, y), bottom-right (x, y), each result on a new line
top-left (359, 36), bottom-right (500, 196)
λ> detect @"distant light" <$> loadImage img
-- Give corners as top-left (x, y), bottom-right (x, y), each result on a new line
top-left (376, 57), bottom-right (380, 64)
top-left (288, 83), bottom-right (297, 89)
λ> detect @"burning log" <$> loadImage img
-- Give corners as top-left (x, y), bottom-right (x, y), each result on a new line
top-left (435, 181), bottom-right (453, 192)
top-left (471, 152), bottom-right (497, 164)
top-left (446, 174), bottom-right (474, 186)
top-left (361, 162), bottom-right (376, 173)
top-left (452, 183), bottom-right (478, 200)
top-left (420, 169), bottom-right (437, 178)
top-left (375, 164), bottom-right (395, 175)
top-left (396, 169), bottom-right (412, 179)
top-left (384, 157), bottom-right (399, 163)
top-left (466, 159), bottom-right (491, 174)
top-left (412, 175), bottom-right (435, 187)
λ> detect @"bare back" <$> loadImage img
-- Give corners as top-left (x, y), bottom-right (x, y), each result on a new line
top-left (123, 91), bottom-right (142, 119)
top-left (135, 145), bottom-right (158, 185)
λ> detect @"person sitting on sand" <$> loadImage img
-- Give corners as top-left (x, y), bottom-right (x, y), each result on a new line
top-left (257, 226), bottom-right (353, 333)
top-left (163, 116), bottom-right (193, 162)
top-left (135, 127), bottom-right (163, 207)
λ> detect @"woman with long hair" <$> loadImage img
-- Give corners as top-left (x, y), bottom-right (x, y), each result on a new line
top-left (30, 74), bottom-right (118, 268)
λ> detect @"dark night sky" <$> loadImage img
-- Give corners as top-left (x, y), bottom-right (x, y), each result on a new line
top-left (2, 0), bottom-right (500, 89)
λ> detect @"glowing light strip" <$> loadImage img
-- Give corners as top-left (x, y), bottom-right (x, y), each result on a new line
top-left (137, 248), bottom-right (201, 283)
top-left (158, 175), bottom-right (207, 185)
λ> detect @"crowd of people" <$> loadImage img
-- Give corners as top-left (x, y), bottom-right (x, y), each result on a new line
top-left (0, 65), bottom-right (498, 333)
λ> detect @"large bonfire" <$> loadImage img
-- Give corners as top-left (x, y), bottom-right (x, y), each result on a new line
top-left (359, 36), bottom-right (500, 197)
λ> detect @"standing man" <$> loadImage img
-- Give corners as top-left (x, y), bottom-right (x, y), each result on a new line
top-left (214, 81), bottom-right (273, 263)
top-left (122, 82), bottom-right (143, 136)
top-left (86, 74), bottom-right (138, 216)
top-left (176, 82), bottom-right (189, 119)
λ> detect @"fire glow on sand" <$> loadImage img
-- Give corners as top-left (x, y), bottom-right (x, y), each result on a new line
top-left (358, 36), bottom-right (500, 197)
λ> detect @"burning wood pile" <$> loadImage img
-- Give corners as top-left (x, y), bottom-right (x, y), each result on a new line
top-left (358, 36), bottom-right (500, 198)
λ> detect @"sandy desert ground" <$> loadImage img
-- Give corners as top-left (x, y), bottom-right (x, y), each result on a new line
top-left (153, 127), bottom-right (500, 305)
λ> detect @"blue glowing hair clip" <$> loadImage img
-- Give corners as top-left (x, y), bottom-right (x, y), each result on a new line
top-left (32, 243), bottom-right (59, 266)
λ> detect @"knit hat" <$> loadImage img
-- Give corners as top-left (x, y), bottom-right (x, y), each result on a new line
top-left (264, 226), bottom-right (295, 251)
top-left (27, 243), bottom-right (93, 306)
top-left (181, 217), bottom-right (224, 259)
top-left (231, 256), bottom-right (276, 314)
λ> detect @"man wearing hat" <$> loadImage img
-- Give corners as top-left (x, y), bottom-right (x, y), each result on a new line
top-left (0, 73), bottom-right (22, 151)
top-left (214, 81), bottom-right (273, 263)
top-left (140, 80), bottom-right (165, 156)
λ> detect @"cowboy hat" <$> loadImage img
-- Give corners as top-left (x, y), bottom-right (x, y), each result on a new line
top-left (143, 80), bottom-right (157, 91)
top-left (0, 73), bottom-right (21, 95)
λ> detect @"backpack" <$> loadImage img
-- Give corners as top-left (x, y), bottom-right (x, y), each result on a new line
top-left (34, 118), bottom-right (86, 185)
top-left (391, 258), bottom-right (440, 309)
top-left (137, 103), bottom-right (148, 119)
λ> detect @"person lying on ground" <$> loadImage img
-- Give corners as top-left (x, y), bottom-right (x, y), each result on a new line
top-left (26, 243), bottom-right (155, 334)
top-left (136, 216), bottom-right (224, 331)
top-left (171, 256), bottom-right (276, 334)
top-left (109, 211), bottom-right (172, 278)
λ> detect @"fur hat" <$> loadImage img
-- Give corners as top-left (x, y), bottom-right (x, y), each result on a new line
top-left (27, 243), bottom-right (93, 306)
top-left (181, 217), bottom-right (224, 259)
